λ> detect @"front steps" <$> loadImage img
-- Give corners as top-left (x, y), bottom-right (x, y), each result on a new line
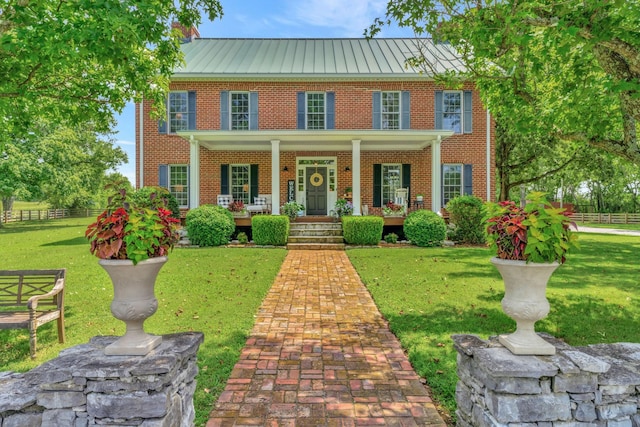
top-left (287, 221), bottom-right (345, 250)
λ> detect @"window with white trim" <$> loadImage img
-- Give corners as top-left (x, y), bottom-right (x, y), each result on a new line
top-left (442, 164), bottom-right (462, 205)
top-left (230, 92), bottom-right (250, 130)
top-left (443, 91), bottom-right (462, 133)
top-left (381, 91), bottom-right (400, 130)
top-left (169, 165), bottom-right (188, 208)
top-left (382, 164), bottom-right (402, 205)
top-left (168, 92), bottom-right (189, 133)
top-left (306, 93), bottom-right (325, 130)
top-left (230, 164), bottom-right (250, 204)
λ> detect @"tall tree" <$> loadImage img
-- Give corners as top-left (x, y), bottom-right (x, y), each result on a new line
top-left (369, 1), bottom-right (640, 163)
top-left (0, 0), bottom-right (223, 142)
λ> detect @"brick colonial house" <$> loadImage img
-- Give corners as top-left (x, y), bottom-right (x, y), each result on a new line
top-left (136, 34), bottom-right (494, 217)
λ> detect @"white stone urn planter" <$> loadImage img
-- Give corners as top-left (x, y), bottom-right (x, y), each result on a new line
top-left (99, 256), bottom-right (167, 356)
top-left (491, 257), bottom-right (559, 356)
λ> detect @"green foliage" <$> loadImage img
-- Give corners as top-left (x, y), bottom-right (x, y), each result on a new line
top-left (342, 216), bottom-right (383, 245)
top-left (185, 205), bottom-right (235, 247)
top-left (237, 232), bottom-right (249, 244)
top-left (485, 192), bottom-right (578, 263)
top-left (133, 186), bottom-right (180, 219)
top-left (384, 232), bottom-right (398, 244)
top-left (331, 199), bottom-right (354, 218)
top-left (0, 1), bottom-right (223, 145)
top-left (85, 186), bottom-right (180, 264)
top-left (403, 210), bottom-right (446, 247)
top-left (280, 201), bottom-right (305, 221)
top-left (252, 215), bottom-right (289, 246)
top-left (446, 196), bottom-right (486, 244)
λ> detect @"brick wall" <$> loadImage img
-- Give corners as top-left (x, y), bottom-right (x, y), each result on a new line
top-left (136, 80), bottom-right (495, 208)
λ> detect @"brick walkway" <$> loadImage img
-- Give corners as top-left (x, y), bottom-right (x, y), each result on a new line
top-left (206, 250), bottom-right (447, 427)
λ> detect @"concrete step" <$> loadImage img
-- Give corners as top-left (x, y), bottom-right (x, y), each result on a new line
top-left (289, 222), bottom-right (342, 230)
top-left (286, 243), bottom-right (346, 250)
top-left (288, 236), bottom-right (344, 244)
top-left (289, 228), bottom-right (343, 237)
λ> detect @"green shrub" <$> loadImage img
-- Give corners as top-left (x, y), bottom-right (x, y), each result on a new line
top-left (342, 216), bottom-right (383, 245)
top-left (404, 210), bottom-right (446, 247)
top-left (237, 231), bottom-right (249, 244)
top-left (384, 232), bottom-right (398, 244)
top-left (446, 195), bottom-right (486, 244)
top-left (252, 215), bottom-right (289, 246)
top-left (185, 205), bottom-right (235, 247)
top-left (133, 186), bottom-right (181, 219)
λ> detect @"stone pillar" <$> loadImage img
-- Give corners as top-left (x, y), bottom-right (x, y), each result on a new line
top-left (0, 332), bottom-right (204, 427)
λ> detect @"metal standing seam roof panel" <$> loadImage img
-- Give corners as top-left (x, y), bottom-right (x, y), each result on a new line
top-left (177, 38), bottom-right (466, 77)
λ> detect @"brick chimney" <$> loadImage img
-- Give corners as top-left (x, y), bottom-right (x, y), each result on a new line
top-left (171, 22), bottom-right (200, 43)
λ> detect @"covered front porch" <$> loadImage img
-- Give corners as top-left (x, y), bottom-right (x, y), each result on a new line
top-left (178, 129), bottom-right (454, 215)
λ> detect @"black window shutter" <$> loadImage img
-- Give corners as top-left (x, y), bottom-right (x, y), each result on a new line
top-left (158, 165), bottom-right (168, 188)
top-left (221, 164), bottom-right (229, 194)
top-left (326, 92), bottom-right (335, 129)
top-left (402, 164), bottom-right (411, 202)
top-left (250, 164), bottom-right (259, 200)
top-left (373, 164), bottom-right (382, 207)
top-left (372, 92), bottom-right (381, 129)
top-left (463, 91), bottom-right (473, 134)
top-left (188, 91), bottom-right (196, 130)
top-left (220, 91), bottom-right (229, 130)
top-left (435, 91), bottom-right (443, 129)
top-left (249, 92), bottom-right (258, 130)
top-left (401, 91), bottom-right (410, 129)
top-left (297, 92), bottom-right (305, 130)
top-left (463, 164), bottom-right (473, 195)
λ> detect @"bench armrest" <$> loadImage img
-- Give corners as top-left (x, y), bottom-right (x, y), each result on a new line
top-left (27, 278), bottom-right (65, 311)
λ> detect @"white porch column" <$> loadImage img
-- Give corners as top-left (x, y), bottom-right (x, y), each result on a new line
top-left (431, 137), bottom-right (442, 212)
top-left (351, 139), bottom-right (362, 216)
top-left (189, 137), bottom-right (200, 209)
top-left (271, 140), bottom-right (281, 215)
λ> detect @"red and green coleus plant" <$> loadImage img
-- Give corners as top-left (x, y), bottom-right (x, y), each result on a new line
top-left (484, 192), bottom-right (578, 264)
top-left (383, 201), bottom-right (405, 215)
top-left (227, 200), bottom-right (246, 212)
top-left (86, 185), bottom-right (180, 265)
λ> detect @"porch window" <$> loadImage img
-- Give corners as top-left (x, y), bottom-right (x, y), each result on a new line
top-left (168, 92), bottom-right (189, 133)
top-left (306, 93), bottom-right (325, 130)
top-left (169, 165), bottom-right (189, 208)
top-left (442, 164), bottom-right (462, 205)
top-left (382, 164), bottom-right (402, 204)
top-left (381, 92), bottom-right (401, 130)
top-left (230, 164), bottom-right (250, 204)
top-left (230, 92), bottom-right (250, 130)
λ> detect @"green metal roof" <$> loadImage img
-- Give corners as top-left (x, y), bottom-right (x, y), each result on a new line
top-left (174, 38), bottom-right (466, 79)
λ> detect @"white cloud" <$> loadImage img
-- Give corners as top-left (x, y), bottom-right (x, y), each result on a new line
top-left (115, 139), bottom-right (135, 146)
top-left (284, 0), bottom-right (388, 37)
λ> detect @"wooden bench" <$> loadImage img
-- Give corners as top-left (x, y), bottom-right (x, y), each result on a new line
top-left (0, 269), bottom-right (66, 358)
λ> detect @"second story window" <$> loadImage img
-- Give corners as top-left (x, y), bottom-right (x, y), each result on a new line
top-left (435, 90), bottom-right (472, 134)
top-left (381, 92), bottom-right (401, 130)
top-left (231, 92), bottom-right (250, 130)
top-left (169, 92), bottom-right (188, 133)
top-left (306, 93), bottom-right (325, 130)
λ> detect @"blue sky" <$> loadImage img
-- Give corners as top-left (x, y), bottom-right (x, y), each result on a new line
top-left (113, 0), bottom-right (413, 184)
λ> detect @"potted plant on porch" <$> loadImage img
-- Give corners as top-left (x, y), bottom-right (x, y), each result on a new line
top-left (228, 200), bottom-right (248, 217)
top-left (484, 192), bottom-right (578, 355)
top-left (85, 184), bottom-right (180, 355)
top-left (281, 201), bottom-right (305, 221)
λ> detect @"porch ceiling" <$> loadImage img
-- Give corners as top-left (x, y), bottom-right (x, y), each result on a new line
top-left (177, 129), bottom-right (454, 151)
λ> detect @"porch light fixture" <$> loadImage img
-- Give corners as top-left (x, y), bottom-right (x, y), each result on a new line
top-left (345, 166), bottom-right (351, 172)
top-left (282, 166), bottom-right (289, 171)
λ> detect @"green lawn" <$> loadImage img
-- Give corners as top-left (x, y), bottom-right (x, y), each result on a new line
top-left (7, 201), bottom-right (50, 210)
top-left (347, 233), bottom-right (640, 421)
top-left (0, 218), bottom-right (287, 426)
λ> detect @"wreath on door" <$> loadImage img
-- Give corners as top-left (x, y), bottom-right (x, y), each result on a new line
top-left (310, 172), bottom-right (323, 187)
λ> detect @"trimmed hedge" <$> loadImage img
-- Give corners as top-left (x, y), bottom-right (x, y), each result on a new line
top-left (404, 210), bottom-right (446, 247)
top-left (185, 205), bottom-right (235, 247)
top-left (342, 216), bottom-right (383, 245)
top-left (446, 195), bottom-right (486, 244)
top-left (252, 215), bottom-right (289, 246)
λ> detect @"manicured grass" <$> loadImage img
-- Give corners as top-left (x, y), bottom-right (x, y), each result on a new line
top-left (347, 233), bottom-right (640, 422)
top-left (576, 222), bottom-right (640, 231)
top-left (7, 200), bottom-right (50, 210)
top-left (0, 218), bottom-right (287, 426)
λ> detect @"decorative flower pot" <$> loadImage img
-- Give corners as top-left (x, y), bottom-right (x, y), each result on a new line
top-left (99, 256), bottom-right (167, 356)
top-left (491, 257), bottom-right (559, 356)
top-left (232, 211), bottom-right (249, 218)
top-left (416, 196), bottom-right (424, 202)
